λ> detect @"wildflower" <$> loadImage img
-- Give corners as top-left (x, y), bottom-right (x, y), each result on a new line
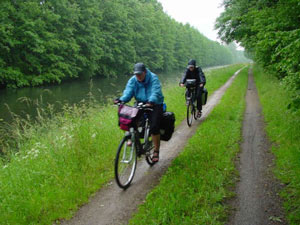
top-left (91, 133), bottom-right (96, 138)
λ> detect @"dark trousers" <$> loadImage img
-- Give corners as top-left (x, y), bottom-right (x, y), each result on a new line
top-left (196, 86), bottom-right (204, 111)
top-left (149, 104), bottom-right (163, 135)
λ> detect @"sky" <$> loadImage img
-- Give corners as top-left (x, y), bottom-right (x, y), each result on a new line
top-left (157, 0), bottom-right (224, 42)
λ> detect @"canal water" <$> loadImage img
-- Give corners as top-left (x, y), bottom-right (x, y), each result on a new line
top-left (0, 71), bottom-right (183, 124)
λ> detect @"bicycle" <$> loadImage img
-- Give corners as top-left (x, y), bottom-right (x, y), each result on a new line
top-left (114, 102), bottom-right (156, 189)
top-left (185, 79), bottom-right (198, 127)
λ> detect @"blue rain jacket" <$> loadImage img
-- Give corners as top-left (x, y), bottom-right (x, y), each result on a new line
top-left (120, 69), bottom-right (164, 105)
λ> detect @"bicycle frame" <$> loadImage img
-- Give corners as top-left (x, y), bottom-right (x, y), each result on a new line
top-left (186, 86), bottom-right (197, 103)
top-left (115, 103), bottom-right (155, 189)
top-left (185, 84), bottom-right (198, 127)
top-left (121, 129), bottom-right (135, 164)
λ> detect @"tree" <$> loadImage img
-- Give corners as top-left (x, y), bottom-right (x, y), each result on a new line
top-left (216, 0), bottom-right (300, 108)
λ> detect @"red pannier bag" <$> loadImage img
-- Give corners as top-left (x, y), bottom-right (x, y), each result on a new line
top-left (118, 104), bottom-right (139, 131)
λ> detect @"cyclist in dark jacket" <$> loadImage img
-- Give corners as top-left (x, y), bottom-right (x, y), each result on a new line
top-left (180, 59), bottom-right (206, 117)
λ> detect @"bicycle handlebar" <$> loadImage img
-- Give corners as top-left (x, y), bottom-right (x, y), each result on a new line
top-left (136, 102), bottom-right (153, 111)
top-left (113, 101), bottom-right (153, 111)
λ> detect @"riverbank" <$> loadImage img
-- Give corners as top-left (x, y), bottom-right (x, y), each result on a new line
top-left (0, 64), bottom-right (246, 224)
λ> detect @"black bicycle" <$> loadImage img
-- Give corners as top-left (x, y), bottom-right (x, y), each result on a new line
top-left (185, 79), bottom-right (198, 127)
top-left (114, 103), bottom-right (155, 189)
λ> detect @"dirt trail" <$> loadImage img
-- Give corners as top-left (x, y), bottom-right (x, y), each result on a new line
top-left (61, 69), bottom-right (244, 225)
top-left (227, 69), bottom-right (287, 225)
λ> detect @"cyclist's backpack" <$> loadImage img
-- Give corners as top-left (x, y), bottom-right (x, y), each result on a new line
top-left (160, 112), bottom-right (175, 141)
top-left (118, 105), bottom-right (139, 131)
top-left (202, 88), bottom-right (208, 105)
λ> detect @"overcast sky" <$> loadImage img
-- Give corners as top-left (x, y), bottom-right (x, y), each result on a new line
top-left (157, 0), bottom-right (224, 42)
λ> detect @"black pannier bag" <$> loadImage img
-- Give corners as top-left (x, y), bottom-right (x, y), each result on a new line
top-left (160, 112), bottom-right (175, 141)
top-left (202, 88), bottom-right (208, 105)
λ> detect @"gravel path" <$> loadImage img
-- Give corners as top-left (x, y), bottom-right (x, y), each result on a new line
top-left (61, 69), bottom-right (244, 225)
top-left (227, 68), bottom-right (287, 225)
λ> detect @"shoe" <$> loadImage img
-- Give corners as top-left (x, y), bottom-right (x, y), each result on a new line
top-left (151, 151), bottom-right (159, 163)
top-left (197, 111), bottom-right (202, 118)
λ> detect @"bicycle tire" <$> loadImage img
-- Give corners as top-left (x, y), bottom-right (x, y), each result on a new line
top-left (115, 136), bottom-right (137, 189)
top-left (187, 100), bottom-right (193, 127)
top-left (193, 103), bottom-right (198, 120)
top-left (144, 126), bottom-right (155, 166)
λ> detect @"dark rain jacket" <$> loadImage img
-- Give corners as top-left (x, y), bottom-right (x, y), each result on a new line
top-left (180, 66), bottom-right (206, 85)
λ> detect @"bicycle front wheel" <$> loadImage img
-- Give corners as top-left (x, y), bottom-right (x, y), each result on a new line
top-left (115, 136), bottom-right (137, 189)
top-left (187, 101), bottom-right (194, 127)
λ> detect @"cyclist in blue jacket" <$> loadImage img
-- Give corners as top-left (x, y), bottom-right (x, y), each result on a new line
top-left (116, 63), bottom-right (164, 163)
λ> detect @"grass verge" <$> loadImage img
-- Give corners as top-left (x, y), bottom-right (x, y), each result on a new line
top-left (128, 67), bottom-right (249, 224)
top-left (253, 65), bottom-right (300, 225)
top-left (0, 64), bottom-right (246, 224)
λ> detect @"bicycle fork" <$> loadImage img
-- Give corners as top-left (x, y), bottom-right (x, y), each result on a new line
top-left (121, 129), bottom-right (135, 164)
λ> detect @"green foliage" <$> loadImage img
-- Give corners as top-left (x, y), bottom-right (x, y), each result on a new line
top-left (216, 0), bottom-right (300, 109)
top-left (0, 0), bottom-right (245, 88)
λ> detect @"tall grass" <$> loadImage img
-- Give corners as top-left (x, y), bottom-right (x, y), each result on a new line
top-left (0, 64), bottom-right (246, 224)
top-left (128, 67), bottom-right (249, 224)
top-left (253, 65), bottom-right (300, 225)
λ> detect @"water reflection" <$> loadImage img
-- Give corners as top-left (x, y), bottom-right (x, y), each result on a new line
top-left (0, 71), bottom-right (183, 123)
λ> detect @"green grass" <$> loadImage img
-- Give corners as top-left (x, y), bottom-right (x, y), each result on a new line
top-left (253, 65), bottom-right (300, 225)
top-left (0, 64), bottom-right (246, 224)
top-left (128, 67), bottom-right (249, 225)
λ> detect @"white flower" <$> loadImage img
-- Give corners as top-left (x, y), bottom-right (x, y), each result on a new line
top-left (91, 133), bottom-right (96, 138)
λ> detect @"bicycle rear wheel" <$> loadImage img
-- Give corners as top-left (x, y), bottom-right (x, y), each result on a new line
top-left (115, 136), bottom-right (137, 189)
top-left (193, 103), bottom-right (198, 120)
top-left (187, 100), bottom-right (194, 127)
top-left (144, 126), bottom-right (155, 166)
